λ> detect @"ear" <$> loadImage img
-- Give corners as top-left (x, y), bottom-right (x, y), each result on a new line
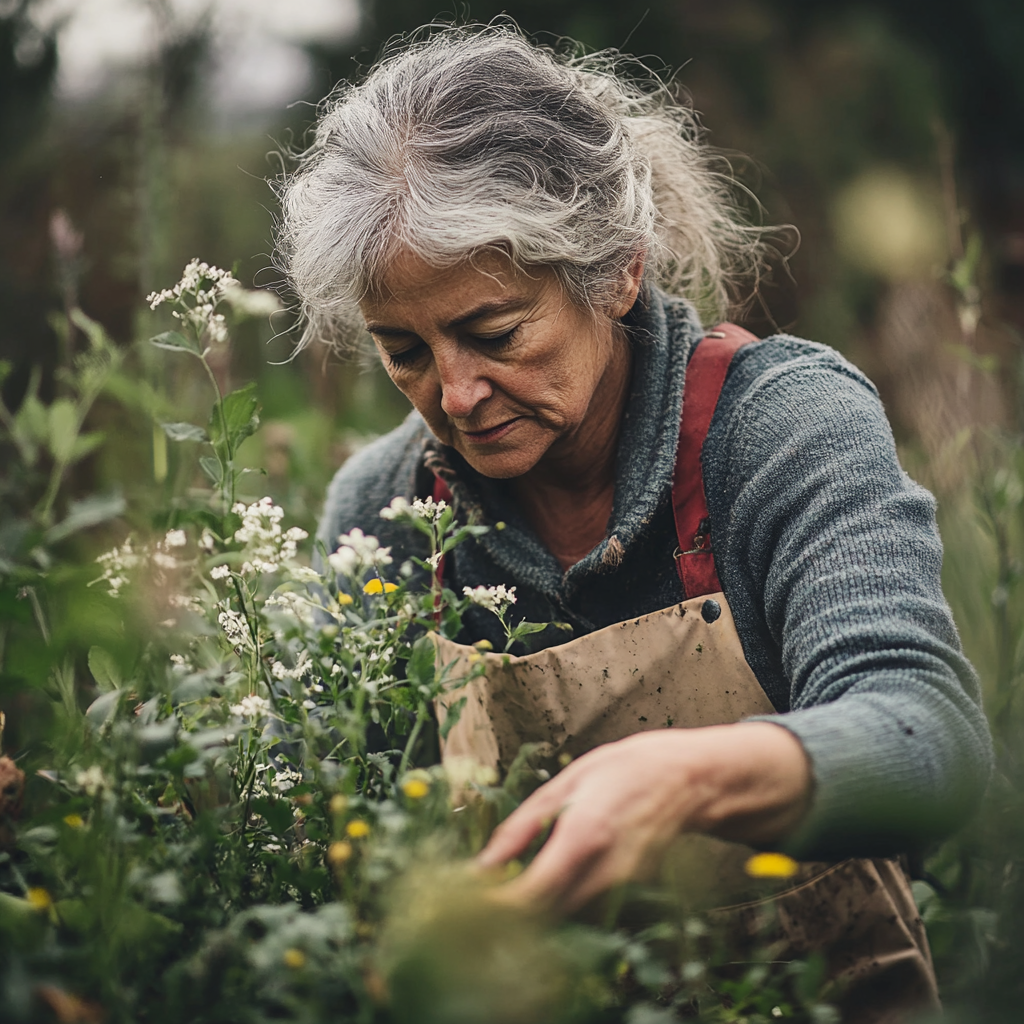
top-left (607, 250), bottom-right (647, 319)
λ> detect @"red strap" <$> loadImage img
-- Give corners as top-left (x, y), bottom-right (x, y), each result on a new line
top-left (672, 323), bottom-right (757, 598)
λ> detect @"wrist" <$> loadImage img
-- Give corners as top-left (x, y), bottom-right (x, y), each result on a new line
top-left (662, 722), bottom-right (813, 846)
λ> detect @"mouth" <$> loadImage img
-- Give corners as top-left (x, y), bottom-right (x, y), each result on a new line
top-left (459, 417), bottom-right (523, 444)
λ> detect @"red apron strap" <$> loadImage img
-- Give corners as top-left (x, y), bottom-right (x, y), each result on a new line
top-left (672, 323), bottom-right (758, 598)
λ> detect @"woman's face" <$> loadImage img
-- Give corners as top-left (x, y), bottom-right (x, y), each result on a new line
top-left (360, 249), bottom-right (639, 480)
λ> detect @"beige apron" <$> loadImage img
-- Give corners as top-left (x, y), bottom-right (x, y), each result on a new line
top-left (434, 592), bottom-right (940, 1023)
top-left (428, 325), bottom-right (940, 1022)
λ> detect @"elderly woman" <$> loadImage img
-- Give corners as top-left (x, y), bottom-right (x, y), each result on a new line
top-left (279, 26), bottom-right (991, 1020)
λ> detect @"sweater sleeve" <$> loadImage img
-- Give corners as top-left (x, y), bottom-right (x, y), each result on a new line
top-left (706, 340), bottom-right (993, 859)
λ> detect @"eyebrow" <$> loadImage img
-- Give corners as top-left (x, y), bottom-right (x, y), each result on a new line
top-left (365, 297), bottom-right (528, 337)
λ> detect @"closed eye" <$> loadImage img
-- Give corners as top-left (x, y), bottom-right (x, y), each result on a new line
top-left (384, 342), bottom-right (427, 369)
top-left (471, 327), bottom-right (518, 351)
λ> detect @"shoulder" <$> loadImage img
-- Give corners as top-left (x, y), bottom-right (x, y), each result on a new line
top-left (723, 333), bottom-right (879, 408)
top-left (709, 333), bottom-right (897, 478)
top-left (316, 410), bottom-right (434, 555)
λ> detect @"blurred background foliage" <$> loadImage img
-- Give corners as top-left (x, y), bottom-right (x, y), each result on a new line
top-left (2, 0), bottom-right (1024, 1019)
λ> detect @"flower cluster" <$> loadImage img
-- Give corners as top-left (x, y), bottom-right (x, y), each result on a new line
top-left (462, 584), bottom-right (517, 615)
top-left (147, 259), bottom-right (238, 344)
top-left (230, 693), bottom-right (271, 720)
top-left (327, 528), bottom-right (393, 578)
top-left (94, 538), bottom-right (142, 597)
top-left (218, 607), bottom-right (252, 649)
top-left (232, 497), bottom-right (307, 574)
top-left (379, 495), bottom-right (448, 522)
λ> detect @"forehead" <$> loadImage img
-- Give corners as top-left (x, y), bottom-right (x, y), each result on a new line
top-left (361, 248), bottom-right (551, 323)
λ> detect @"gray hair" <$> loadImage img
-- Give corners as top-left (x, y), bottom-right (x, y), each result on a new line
top-left (276, 24), bottom-right (775, 350)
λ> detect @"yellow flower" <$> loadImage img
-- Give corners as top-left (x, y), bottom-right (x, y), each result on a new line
top-left (401, 778), bottom-right (430, 800)
top-left (345, 819), bottom-right (370, 839)
top-left (329, 794), bottom-right (348, 816)
top-left (473, 639), bottom-right (493, 652)
top-left (337, 593), bottom-right (354, 606)
top-left (283, 947), bottom-right (306, 969)
top-left (362, 578), bottom-right (398, 595)
top-left (26, 888), bottom-right (52, 911)
top-left (63, 813), bottom-right (85, 829)
top-left (745, 852), bottom-right (799, 879)
top-left (327, 840), bottom-right (353, 865)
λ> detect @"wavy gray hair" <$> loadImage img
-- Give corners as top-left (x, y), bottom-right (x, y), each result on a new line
top-left (276, 25), bottom-right (774, 350)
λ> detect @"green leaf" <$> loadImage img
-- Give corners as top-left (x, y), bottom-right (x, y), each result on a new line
top-left (509, 621), bottom-right (548, 639)
top-left (405, 635), bottom-right (436, 689)
top-left (85, 688), bottom-right (123, 726)
top-left (45, 492), bottom-right (126, 544)
top-left (251, 796), bottom-right (296, 838)
top-left (199, 456), bottom-right (222, 485)
top-left (161, 421), bottom-right (208, 442)
top-left (88, 646), bottom-right (122, 692)
top-left (439, 695), bottom-right (467, 740)
top-left (70, 308), bottom-right (114, 352)
top-left (69, 431), bottom-right (105, 462)
top-left (150, 331), bottom-right (201, 355)
top-left (47, 398), bottom-right (78, 462)
top-left (209, 382), bottom-right (260, 451)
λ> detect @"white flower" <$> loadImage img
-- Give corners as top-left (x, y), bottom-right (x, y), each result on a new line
top-left (379, 496), bottom-right (411, 520)
top-left (198, 529), bottom-right (216, 553)
top-left (94, 538), bottom-right (141, 597)
top-left (302, 700), bottom-right (316, 710)
top-left (221, 282), bottom-right (282, 317)
top-left (285, 565), bottom-right (320, 584)
top-left (152, 551), bottom-right (178, 570)
top-left (163, 529), bottom-right (187, 548)
top-left (412, 496), bottom-right (448, 521)
top-left (75, 765), bottom-right (108, 797)
top-left (218, 608), bottom-right (251, 648)
top-left (170, 654), bottom-right (186, 665)
top-left (269, 652), bottom-right (311, 681)
top-left (230, 693), bottom-right (271, 719)
top-left (329, 527), bottom-right (392, 578)
top-left (426, 552), bottom-right (443, 571)
top-left (271, 768), bottom-right (302, 793)
top-left (210, 564), bottom-right (231, 580)
top-left (462, 584), bottom-right (517, 614)
top-left (330, 663), bottom-right (342, 677)
top-left (230, 497), bottom-right (304, 572)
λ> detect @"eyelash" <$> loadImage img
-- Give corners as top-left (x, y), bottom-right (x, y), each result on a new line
top-left (384, 329), bottom-right (518, 370)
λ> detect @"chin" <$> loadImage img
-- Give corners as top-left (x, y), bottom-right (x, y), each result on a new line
top-left (459, 449), bottom-right (536, 480)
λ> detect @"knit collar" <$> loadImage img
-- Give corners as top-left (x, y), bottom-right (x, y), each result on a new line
top-left (428, 287), bottom-right (703, 600)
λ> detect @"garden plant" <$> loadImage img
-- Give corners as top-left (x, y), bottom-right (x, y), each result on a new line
top-left (0, 261), bottom-right (849, 1023)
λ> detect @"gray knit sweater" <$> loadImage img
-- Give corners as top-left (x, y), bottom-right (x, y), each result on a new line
top-left (317, 287), bottom-right (993, 860)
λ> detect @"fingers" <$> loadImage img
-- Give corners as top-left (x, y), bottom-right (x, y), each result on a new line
top-left (496, 807), bottom-right (644, 914)
top-left (476, 773), bottom-right (571, 867)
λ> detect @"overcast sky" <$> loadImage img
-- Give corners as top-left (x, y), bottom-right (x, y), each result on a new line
top-left (31, 0), bottom-right (359, 112)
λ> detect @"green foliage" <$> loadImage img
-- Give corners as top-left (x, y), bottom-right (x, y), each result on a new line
top-left (0, 262), bottom-right (837, 1023)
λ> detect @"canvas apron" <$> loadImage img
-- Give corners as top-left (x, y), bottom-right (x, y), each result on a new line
top-left (431, 326), bottom-right (940, 1023)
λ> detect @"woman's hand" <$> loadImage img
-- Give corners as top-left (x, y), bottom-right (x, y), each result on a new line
top-left (476, 722), bottom-right (813, 913)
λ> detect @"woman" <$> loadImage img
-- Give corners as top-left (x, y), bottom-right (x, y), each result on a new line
top-left (278, 25), bottom-right (992, 1019)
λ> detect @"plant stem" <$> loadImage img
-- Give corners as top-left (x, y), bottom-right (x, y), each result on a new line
top-left (398, 705), bottom-right (427, 778)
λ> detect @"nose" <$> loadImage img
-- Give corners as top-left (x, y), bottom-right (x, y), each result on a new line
top-left (436, 350), bottom-right (493, 420)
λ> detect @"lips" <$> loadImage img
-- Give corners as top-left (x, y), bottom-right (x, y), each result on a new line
top-left (460, 416), bottom-right (523, 443)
